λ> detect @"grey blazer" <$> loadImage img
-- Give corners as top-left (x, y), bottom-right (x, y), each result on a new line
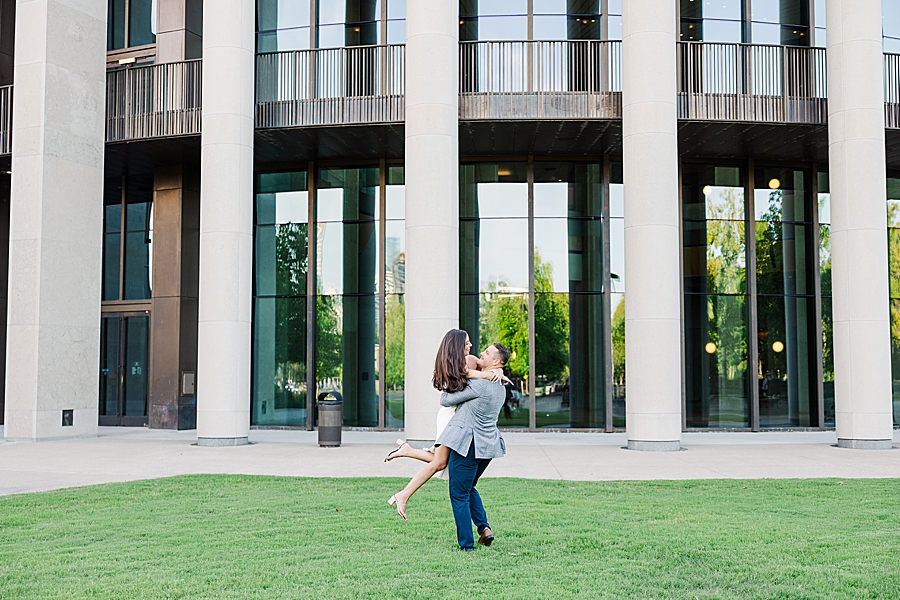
top-left (435, 379), bottom-right (506, 459)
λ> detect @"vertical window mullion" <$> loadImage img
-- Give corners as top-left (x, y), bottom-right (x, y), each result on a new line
top-left (378, 159), bottom-right (387, 429)
top-left (746, 159), bottom-right (760, 431)
top-left (811, 163), bottom-right (825, 428)
top-left (602, 155), bottom-right (614, 431)
top-left (119, 176), bottom-right (127, 301)
top-left (306, 161), bottom-right (317, 430)
top-left (527, 156), bottom-right (536, 430)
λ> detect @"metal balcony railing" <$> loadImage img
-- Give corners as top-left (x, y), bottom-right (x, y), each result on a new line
top-left (459, 40), bottom-right (622, 120)
top-left (0, 85), bottom-right (11, 155)
top-left (677, 42), bottom-right (827, 124)
top-left (106, 59), bottom-right (202, 142)
top-left (256, 45), bottom-right (405, 128)
top-left (885, 53), bottom-right (900, 129)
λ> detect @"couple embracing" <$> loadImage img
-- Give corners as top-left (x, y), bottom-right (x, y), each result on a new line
top-left (385, 329), bottom-right (510, 551)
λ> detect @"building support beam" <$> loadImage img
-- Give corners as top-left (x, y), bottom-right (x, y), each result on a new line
top-left (196, 1), bottom-right (255, 446)
top-left (826, 0), bottom-right (894, 449)
top-left (404, 0), bottom-right (459, 446)
top-left (622, 0), bottom-right (682, 451)
top-left (4, 0), bottom-right (106, 441)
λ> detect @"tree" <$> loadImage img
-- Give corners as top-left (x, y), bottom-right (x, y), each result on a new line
top-left (384, 295), bottom-right (405, 389)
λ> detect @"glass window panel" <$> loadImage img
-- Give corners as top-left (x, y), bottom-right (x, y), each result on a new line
top-left (610, 292), bottom-right (625, 426)
top-left (477, 292), bottom-right (530, 427)
top-left (385, 183), bottom-right (405, 220)
top-left (258, 0), bottom-right (310, 30)
top-left (387, 0), bottom-right (405, 19)
top-left (888, 177), bottom-right (900, 227)
top-left (108, 0), bottom-right (126, 50)
top-left (886, 0), bottom-right (900, 39)
top-left (99, 318), bottom-right (119, 416)
top-left (683, 220), bottom-right (746, 295)
top-left (534, 162), bottom-right (602, 218)
top-left (534, 218), bottom-right (569, 293)
top-left (534, 181), bottom-right (568, 217)
top-left (258, 170), bottom-right (309, 195)
top-left (533, 15), bottom-right (568, 40)
top-left (610, 217), bottom-right (625, 293)
top-left (781, 0), bottom-right (810, 26)
top-left (387, 19), bottom-right (405, 43)
top-left (535, 292), bottom-right (571, 428)
top-left (819, 224), bottom-right (831, 297)
top-left (317, 167), bottom-right (379, 221)
top-left (815, 27), bottom-right (826, 47)
top-left (892, 298), bottom-right (900, 426)
top-left (478, 0), bottom-right (527, 14)
top-left (316, 294), bottom-right (379, 427)
top-left (703, 0), bottom-right (744, 20)
top-left (890, 228), bottom-right (900, 299)
top-left (466, 182), bottom-right (529, 218)
top-left (534, 0), bottom-right (566, 14)
top-left (318, 221), bottom-right (344, 294)
top-left (316, 221), bottom-right (378, 295)
top-left (818, 192), bottom-right (830, 226)
top-left (607, 15), bottom-right (622, 39)
top-left (385, 220), bottom-right (405, 294)
top-left (751, 22), bottom-right (781, 44)
top-left (567, 218), bottom-right (604, 293)
top-left (681, 19), bottom-right (703, 42)
top-left (103, 232), bottom-right (121, 301)
top-left (566, 15), bottom-right (601, 40)
top-left (123, 231), bottom-right (153, 300)
top-left (885, 37), bottom-right (900, 54)
top-left (814, 0), bottom-right (826, 28)
top-left (317, 23), bottom-right (345, 47)
top-left (700, 19), bottom-right (743, 43)
top-left (256, 223), bottom-right (308, 297)
top-left (123, 316), bottom-right (149, 417)
top-left (682, 164), bottom-right (745, 221)
top-left (684, 294), bottom-right (750, 428)
top-left (460, 162), bottom-right (528, 218)
top-left (252, 297), bottom-right (308, 427)
top-left (385, 294), bottom-right (405, 427)
top-left (126, 200), bottom-right (152, 232)
top-left (780, 25), bottom-right (810, 46)
top-left (129, 0), bottom-right (156, 47)
top-left (608, 0), bottom-right (621, 15)
top-left (477, 218), bottom-right (529, 292)
top-left (318, 0), bottom-right (345, 24)
top-left (344, 21), bottom-right (380, 46)
top-left (274, 27), bottom-right (311, 51)
top-left (475, 16), bottom-right (528, 40)
top-left (754, 168), bottom-right (810, 222)
top-left (757, 295), bottom-right (818, 427)
top-left (567, 292), bottom-right (605, 428)
top-left (751, 0), bottom-right (779, 23)
top-left (610, 182), bottom-right (623, 218)
top-left (755, 221), bottom-right (813, 296)
top-left (822, 296), bottom-right (834, 426)
top-left (257, 32), bottom-right (278, 52)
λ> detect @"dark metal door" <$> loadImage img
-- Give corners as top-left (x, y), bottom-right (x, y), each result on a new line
top-left (99, 313), bottom-right (149, 426)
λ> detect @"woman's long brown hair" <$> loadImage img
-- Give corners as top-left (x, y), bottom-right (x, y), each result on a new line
top-left (432, 329), bottom-right (469, 393)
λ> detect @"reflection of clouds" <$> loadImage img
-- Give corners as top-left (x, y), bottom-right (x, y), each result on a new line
top-left (476, 182), bottom-right (528, 217)
top-left (478, 218), bottom-right (529, 290)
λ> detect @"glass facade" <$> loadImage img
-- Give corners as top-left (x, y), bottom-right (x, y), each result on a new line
top-left (460, 160), bottom-right (613, 429)
top-left (679, 0), bottom-right (811, 45)
top-left (459, 0), bottom-right (622, 41)
top-left (818, 171), bottom-right (833, 426)
top-left (103, 175), bottom-right (153, 303)
top-left (107, 0), bottom-right (157, 51)
top-left (256, 0), bottom-right (407, 52)
top-left (888, 177), bottom-right (900, 426)
top-left (252, 164), bottom-right (404, 428)
top-left (886, 0), bottom-right (900, 53)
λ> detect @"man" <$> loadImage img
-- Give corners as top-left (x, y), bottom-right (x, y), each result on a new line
top-left (435, 342), bottom-right (511, 551)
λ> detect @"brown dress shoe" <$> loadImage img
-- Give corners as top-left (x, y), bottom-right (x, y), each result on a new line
top-left (478, 527), bottom-right (494, 546)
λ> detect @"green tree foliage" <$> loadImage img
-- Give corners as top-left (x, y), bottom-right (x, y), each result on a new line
top-left (533, 249), bottom-right (569, 383)
top-left (316, 296), bottom-right (342, 380)
top-left (384, 295), bottom-right (405, 389)
top-left (273, 225), bottom-right (307, 407)
top-left (612, 296), bottom-right (625, 388)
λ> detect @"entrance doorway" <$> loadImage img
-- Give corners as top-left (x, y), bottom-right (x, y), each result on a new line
top-left (99, 313), bottom-right (150, 426)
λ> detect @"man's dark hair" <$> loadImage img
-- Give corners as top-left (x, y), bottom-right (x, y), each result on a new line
top-left (491, 343), bottom-right (511, 366)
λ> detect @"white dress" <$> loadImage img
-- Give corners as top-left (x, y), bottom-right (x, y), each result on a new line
top-left (435, 405), bottom-right (456, 442)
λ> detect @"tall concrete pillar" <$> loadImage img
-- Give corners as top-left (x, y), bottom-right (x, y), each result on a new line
top-left (196, 0), bottom-right (255, 446)
top-left (404, 0), bottom-right (458, 445)
top-left (826, 0), bottom-right (894, 449)
top-left (4, 0), bottom-right (106, 441)
top-left (622, 0), bottom-right (682, 451)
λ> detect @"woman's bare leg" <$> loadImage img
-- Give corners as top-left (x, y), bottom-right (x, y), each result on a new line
top-left (387, 445), bottom-right (451, 520)
top-left (385, 438), bottom-right (437, 463)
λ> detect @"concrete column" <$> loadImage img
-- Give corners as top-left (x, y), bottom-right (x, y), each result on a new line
top-left (196, 0), bottom-right (254, 446)
top-left (4, 0), bottom-right (106, 441)
top-left (826, 0), bottom-right (894, 449)
top-left (157, 0), bottom-right (203, 63)
top-left (622, 0), bottom-right (682, 451)
top-left (404, 0), bottom-right (458, 445)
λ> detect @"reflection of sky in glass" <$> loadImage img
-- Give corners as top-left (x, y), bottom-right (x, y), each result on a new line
top-left (703, 19), bottom-right (743, 42)
top-left (818, 193), bottom-right (830, 226)
top-left (385, 220), bottom-right (405, 294)
top-left (478, 218), bottom-right (529, 291)
top-left (610, 183), bottom-right (623, 218)
top-left (533, 16), bottom-right (567, 39)
top-left (610, 217), bottom-right (625, 292)
top-left (475, 15), bottom-right (528, 39)
top-left (533, 0), bottom-right (565, 13)
top-left (534, 219), bottom-right (569, 292)
top-left (318, 222), bottom-right (343, 294)
top-left (275, 191), bottom-right (308, 224)
top-left (705, 0), bottom-right (743, 20)
top-left (317, 187), bottom-right (344, 222)
top-left (478, 0), bottom-right (528, 14)
top-left (477, 182), bottom-right (528, 217)
top-left (754, 189), bottom-right (805, 221)
top-left (386, 185), bottom-right (404, 219)
top-left (814, 0), bottom-right (825, 27)
top-left (534, 182), bottom-right (567, 217)
top-left (610, 292), bottom-right (624, 319)
top-left (887, 0), bottom-right (900, 39)
top-left (751, 0), bottom-right (779, 23)
top-left (751, 22), bottom-right (780, 44)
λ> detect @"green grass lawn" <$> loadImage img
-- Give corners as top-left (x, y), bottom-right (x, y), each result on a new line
top-left (1, 476), bottom-right (898, 599)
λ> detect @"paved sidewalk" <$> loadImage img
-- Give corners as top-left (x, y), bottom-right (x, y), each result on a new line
top-left (1, 426), bottom-right (899, 496)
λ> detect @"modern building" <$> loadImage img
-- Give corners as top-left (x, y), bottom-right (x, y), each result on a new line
top-left (1, 0), bottom-right (898, 450)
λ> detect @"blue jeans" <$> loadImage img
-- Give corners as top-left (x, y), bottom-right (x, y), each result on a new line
top-left (447, 441), bottom-right (492, 549)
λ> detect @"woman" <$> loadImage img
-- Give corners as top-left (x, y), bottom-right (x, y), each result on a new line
top-left (385, 329), bottom-right (502, 521)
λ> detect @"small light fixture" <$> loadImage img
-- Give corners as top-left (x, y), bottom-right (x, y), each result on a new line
top-left (705, 342), bottom-right (717, 354)
top-left (702, 185), bottom-right (712, 196)
top-left (497, 169), bottom-right (511, 176)
top-left (768, 178), bottom-right (781, 190)
top-left (772, 341), bottom-right (785, 353)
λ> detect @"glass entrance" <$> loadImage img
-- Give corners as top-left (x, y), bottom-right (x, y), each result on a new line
top-left (99, 314), bottom-right (150, 426)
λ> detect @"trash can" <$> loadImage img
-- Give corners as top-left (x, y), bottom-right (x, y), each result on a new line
top-left (317, 391), bottom-right (343, 447)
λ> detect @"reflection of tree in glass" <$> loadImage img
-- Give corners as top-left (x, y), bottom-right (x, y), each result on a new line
top-left (888, 202), bottom-right (900, 380)
top-left (274, 225), bottom-right (307, 407)
top-left (385, 295), bottom-right (405, 389)
top-left (480, 288), bottom-right (528, 379)
top-left (612, 297), bottom-right (625, 389)
top-left (755, 190), bottom-right (786, 385)
top-left (706, 187), bottom-right (746, 295)
top-left (819, 217), bottom-right (833, 381)
top-left (316, 296), bottom-right (342, 380)
top-left (534, 249), bottom-right (569, 383)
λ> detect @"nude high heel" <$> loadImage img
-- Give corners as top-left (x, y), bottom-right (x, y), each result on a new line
top-left (387, 494), bottom-right (408, 521)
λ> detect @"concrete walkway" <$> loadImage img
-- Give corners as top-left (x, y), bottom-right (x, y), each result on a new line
top-left (1, 426), bottom-right (899, 497)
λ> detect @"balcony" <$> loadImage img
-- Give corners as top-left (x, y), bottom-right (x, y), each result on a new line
top-left (885, 53), bottom-right (900, 129)
top-left (458, 40), bottom-right (622, 120)
top-left (677, 42), bottom-right (827, 125)
top-left (105, 59), bottom-right (202, 142)
top-left (256, 45), bottom-right (405, 128)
